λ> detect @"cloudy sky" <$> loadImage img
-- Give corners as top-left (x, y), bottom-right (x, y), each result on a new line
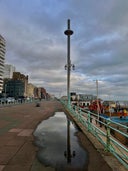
top-left (0, 0), bottom-right (128, 100)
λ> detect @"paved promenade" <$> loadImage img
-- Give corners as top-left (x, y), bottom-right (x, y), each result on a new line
top-left (0, 100), bottom-right (63, 171)
top-left (0, 100), bottom-right (123, 171)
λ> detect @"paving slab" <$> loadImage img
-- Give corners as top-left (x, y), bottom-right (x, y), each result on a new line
top-left (17, 129), bottom-right (34, 136)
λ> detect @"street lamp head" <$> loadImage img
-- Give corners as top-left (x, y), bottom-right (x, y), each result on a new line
top-left (65, 65), bottom-right (67, 70)
top-left (72, 64), bottom-right (75, 70)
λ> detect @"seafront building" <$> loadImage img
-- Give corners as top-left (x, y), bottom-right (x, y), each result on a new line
top-left (0, 35), bottom-right (6, 93)
top-left (70, 92), bottom-right (97, 107)
top-left (3, 71), bottom-right (48, 99)
top-left (27, 83), bottom-right (35, 98)
top-left (3, 72), bottom-right (28, 98)
top-left (34, 87), bottom-right (47, 99)
top-left (4, 79), bottom-right (25, 98)
top-left (3, 64), bottom-right (15, 79)
top-left (13, 72), bottom-right (28, 97)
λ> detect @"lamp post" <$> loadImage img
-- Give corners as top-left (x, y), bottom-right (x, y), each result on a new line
top-left (96, 80), bottom-right (100, 120)
top-left (96, 80), bottom-right (98, 101)
top-left (64, 19), bottom-right (74, 107)
top-left (4, 84), bottom-right (7, 98)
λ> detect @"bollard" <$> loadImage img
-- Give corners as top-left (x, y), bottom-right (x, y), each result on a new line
top-left (36, 103), bottom-right (40, 107)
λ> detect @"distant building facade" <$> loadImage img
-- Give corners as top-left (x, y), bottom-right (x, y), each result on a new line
top-left (2, 71), bottom-right (49, 99)
top-left (4, 79), bottom-right (24, 98)
top-left (0, 35), bottom-right (6, 93)
top-left (78, 94), bottom-right (97, 107)
top-left (27, 83), bottom-right (35, 98)
top-left (13, 72), bottom-right (28, 96)
top-left (79, 94), bottom-right (97, 101)
top-left (3, 64), bottom-right (15, 79)
top-left (71, 92), bottom-right (97, 107)
top-left (34, 87), bottom-right (47, 99)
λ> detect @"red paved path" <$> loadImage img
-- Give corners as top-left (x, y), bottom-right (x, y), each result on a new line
top-left (0, 100), bottom-right (62, 171)
top-left (0, 100), bottom-right (125, 171)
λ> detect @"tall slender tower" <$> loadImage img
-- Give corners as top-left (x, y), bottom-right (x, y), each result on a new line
top-left (0, 35), bottom-right (6, 93)
top-left (64, 19), bottom-right (74, 107)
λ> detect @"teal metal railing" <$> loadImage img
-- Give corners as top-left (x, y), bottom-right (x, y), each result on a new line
top-left (0, 98), bottom-right (40, 106)
top-left (60, 100), bottom-right (128, 169)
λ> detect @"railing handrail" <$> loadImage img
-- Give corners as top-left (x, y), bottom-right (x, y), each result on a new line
top-left (60, 100), bottom-right (128, 169)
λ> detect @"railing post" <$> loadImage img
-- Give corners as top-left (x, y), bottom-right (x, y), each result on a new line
top-left (74, 106), bottom-right (78, 117)
top-left (79, 107), bottom-right (82, 121)
top-left (105, 119), bottom-right (111, 152)
top-left (79, 108), bottom-right (81, 114)
top-left (87, 111), bottom-right (91, 131)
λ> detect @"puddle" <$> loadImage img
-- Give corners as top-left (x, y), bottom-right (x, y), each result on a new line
top-left (33, 112), bottom-right (88, 170)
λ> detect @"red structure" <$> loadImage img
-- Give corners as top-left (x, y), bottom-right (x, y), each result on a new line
top-left (89, 100), bottom-right (103, 114)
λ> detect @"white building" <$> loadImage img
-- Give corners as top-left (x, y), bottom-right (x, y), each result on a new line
top-left (0, 35), bottom-right (6, 93)
top-left (71, 93), bottom-right (97, 107)
top-left (3, 64), bottom-right (16, 79)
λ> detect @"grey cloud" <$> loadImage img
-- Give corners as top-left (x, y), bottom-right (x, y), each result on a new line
top-left (0, 0), bottom-right (128, 98)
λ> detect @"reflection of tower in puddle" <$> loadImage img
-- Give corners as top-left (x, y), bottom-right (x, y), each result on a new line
top-left (64, 118), bottom-right (75, 163)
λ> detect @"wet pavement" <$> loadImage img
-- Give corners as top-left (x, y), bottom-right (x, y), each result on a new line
top-left (0, 99), bottom-right (126, 171)
top-left (0, 100), bottom-right (63, 171)
top-left (34, 112), bottom-right (88, 170)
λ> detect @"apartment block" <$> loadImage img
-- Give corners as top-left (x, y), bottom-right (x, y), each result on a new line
top-left (0, 35), bottom-right (6, 93)
top-left (3, 64), bottom-right (16, 79)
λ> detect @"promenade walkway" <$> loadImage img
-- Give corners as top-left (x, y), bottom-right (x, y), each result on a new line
top-left (0, 100), bottom-right (63, 171)
top-left (0, 100), bottom-right (118, 171)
